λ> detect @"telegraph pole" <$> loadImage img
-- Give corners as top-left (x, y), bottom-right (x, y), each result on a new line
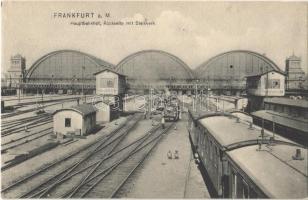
top-left (82, 66), bottom-right (85, 101)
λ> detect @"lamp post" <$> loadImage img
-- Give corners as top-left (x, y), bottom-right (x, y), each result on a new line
top-left (18, 74), bottom-right (22, 103)
top-left (71, 75), bottom-right (77, 95)
top-left (82, 66), bottom-right (85, 97)
top-left (272, 115), bottom-right (275, 139)
top-left (51, 74), bottom-right (54, 95)
top-left (195, 79), bottom-right (199, 99)
top-left (230, 65), bottom-right (234, 95)
top-left (207, 87), bottom-right (211, 111)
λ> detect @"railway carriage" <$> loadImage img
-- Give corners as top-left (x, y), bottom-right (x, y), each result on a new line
top-left (187, 110), bottom-right (307, 198)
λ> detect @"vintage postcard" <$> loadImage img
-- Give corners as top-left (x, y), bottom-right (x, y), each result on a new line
top-left (1, 1), bottom-right (307, 199)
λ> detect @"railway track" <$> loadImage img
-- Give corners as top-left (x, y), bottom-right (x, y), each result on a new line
top-left (1, 114), bottom-right (141, 198)
top-left (26, 115), bottom-right (144, 198)
top-left (60, 124), bottom-right (162, 198)
top-left (71, 122), bottom-right (175, 198)
top-left (1, 127), bottom-right (54, 153)
top-left (1, 113), bottom-right (50, 127)
top-left (1, 96), bottom-right (94, 119)
top-left (1, 116), bottom-right (53, 137)
top-left (1, 95), bottom-right (62, 102)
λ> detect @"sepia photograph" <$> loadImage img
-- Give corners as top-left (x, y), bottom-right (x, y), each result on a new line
top-left (1, 1), bottom-right (307, 199)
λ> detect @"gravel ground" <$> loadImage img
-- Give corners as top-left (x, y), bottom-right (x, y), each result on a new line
top-left (1, 116), bottom-right (128, 188)
top-left (119, 114), bottom-right (210, 198)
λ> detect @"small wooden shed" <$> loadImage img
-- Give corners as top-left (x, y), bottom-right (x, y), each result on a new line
top-left (95, 100), bottom-right (119, 123)
top-left (53, 104), bottom-right (97, 137)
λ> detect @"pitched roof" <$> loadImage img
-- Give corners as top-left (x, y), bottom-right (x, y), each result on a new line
top-left (245, 69), bottom-right (286, 78)
top-left (93, 68), bottom-right (126, 77)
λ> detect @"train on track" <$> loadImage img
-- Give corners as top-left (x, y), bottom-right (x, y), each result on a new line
top-left (163, 95), bottom-right (180, 122)
top-left (187, 110), bottom-right (307, 199)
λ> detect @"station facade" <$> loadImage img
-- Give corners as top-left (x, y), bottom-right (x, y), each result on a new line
top-left (3, 49), bottom-right (306, 96)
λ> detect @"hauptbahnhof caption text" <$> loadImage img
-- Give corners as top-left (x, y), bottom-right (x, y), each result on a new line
top-left (53, 12), bottom-right (156, 26)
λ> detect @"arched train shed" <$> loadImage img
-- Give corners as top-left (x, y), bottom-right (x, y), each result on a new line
top-left (24, 50), bottom-right (114, 93)
top-left (115, 50), bottom-right (195, 93)
top-left (116, 50), bottom-right (194, 81)
top-left (194, 50), bottom-right (283, 91)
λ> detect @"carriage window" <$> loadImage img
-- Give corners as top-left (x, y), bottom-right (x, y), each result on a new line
top-left (210, 140), bottom-right (213, 160)
top-left (215, 146), bottom-right (219, 167)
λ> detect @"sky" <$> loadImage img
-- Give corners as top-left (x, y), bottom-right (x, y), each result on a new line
top-left (2, 1), bottom-right (308, 75)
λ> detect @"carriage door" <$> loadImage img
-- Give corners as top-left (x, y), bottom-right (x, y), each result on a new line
top-left (222, 158), bottom-right (230, 198)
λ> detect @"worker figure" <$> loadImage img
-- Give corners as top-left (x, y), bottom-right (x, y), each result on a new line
top-left (161, 116), bottom-right (165, 129)
top-left (167, 150), bottom-right (172, 159)
top-left (144, 110), bottom-right (147, 119)
top-left (174, 150), bottom-right (179, 159)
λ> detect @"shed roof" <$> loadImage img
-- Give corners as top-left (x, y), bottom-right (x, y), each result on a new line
top-left (53, 103), bottom-right (97, 116)
top-left (251, 110), bottom-right (308, 133)
top-left (227, 144), bottom-right (307, 198)
top-left (264, 97), bottom-right (308, 108)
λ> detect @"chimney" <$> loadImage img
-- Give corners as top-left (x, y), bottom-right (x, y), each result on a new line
top-left (292, 149), bottom-right (304, 160)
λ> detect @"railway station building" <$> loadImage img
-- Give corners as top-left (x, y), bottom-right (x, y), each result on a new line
top-left (3, 49), bottom-right (293, 96)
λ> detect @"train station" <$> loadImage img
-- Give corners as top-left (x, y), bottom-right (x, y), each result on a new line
top-left (1, 1), bottom-right (308, 199)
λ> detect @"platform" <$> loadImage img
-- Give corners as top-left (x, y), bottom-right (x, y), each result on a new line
top-left (119, 114), bottom-right (210, 198)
